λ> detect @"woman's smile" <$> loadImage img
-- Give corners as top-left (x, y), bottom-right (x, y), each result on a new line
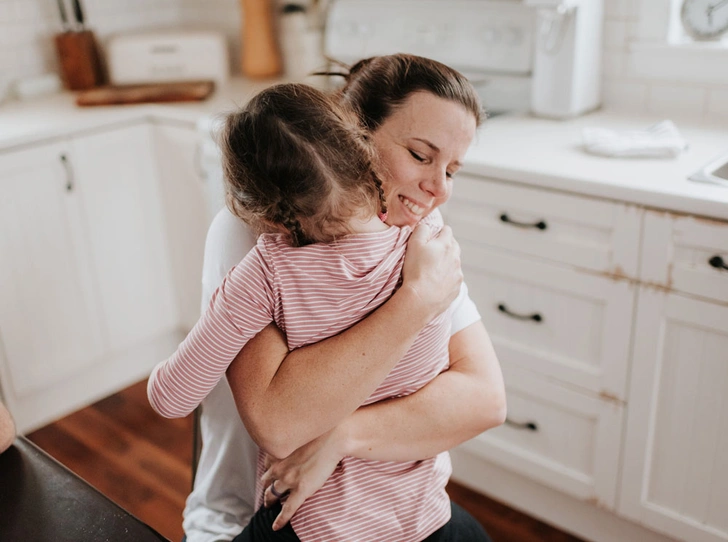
top-left (372, 91), bottom-right (477, 228)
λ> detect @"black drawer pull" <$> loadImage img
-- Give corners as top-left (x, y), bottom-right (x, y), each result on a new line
top-left (500, 213), bottom-right (547, 230)
top-left (60, 154), bottom-right (74, 192)
top-left (497, 303), bottom-right (543, 323)
top-left (505, 418), bottom-right (538, 431)
top-left (709, 255), bottom-right (728, 271)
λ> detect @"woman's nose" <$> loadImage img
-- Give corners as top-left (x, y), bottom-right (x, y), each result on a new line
top-left (422, 169), bottom-right (448, 198)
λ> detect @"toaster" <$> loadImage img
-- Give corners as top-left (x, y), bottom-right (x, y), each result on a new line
top-left (106, 30), bottom-right (230, 86)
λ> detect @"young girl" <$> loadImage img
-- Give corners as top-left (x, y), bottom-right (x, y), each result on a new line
top-left (148, 83), bottom-right (454, 540)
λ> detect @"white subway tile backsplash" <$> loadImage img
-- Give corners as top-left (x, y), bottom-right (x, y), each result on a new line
top-left (0, 0), bottom-right (236, 87)
top-left (0, 0), bottom-right (725, 120)
top-left (602, 51), bottom-right (626, 77)
top-left (706, 89), bottom-right (728, 118)
top-left (646, 84), bottom-right (707, 117)
top-left (604, 20), bottom-right (628, 50)
top-left (602, 80), bottom-right (649, 111)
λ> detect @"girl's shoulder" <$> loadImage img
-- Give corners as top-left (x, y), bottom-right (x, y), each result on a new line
top-left (421, 208), bottom-right (444, 232)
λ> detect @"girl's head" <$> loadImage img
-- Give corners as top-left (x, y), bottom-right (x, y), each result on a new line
top-left (220, 83), bottom-right (386, 246)
top-left (333, 54), bottom-right (482, 228)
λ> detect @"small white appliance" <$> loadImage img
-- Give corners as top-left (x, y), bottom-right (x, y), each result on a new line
top-left (323, 0), bottom-right (604, 119)
top-left (106, 30), bottom-right (230, 86)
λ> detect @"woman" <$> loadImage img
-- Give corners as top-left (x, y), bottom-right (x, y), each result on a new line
top-left (182, 54), bottom-right (506, 542)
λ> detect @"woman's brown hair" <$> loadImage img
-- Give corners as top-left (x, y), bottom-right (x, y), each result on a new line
top-left (219, 83), bottom-right (387, 246)
top-left (329, 53), bottom-right (484, 131)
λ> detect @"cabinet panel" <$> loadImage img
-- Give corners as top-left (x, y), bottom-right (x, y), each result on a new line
top-left (641, 210), bottom-right (728, 304)
top-left (71, 124), bottom-right (178, 352)
top-left (620, 290), bottom-right (728, 542)
top-left (152, 123), bottom-right (210, 331)
top-left (461, 244), bottom-right (634, 400)
top-left (458, 364), bottom-right (623, 508)
top-left (0, 143), bottom-right (105, 413)
top-left (448, 175), bottom-right (641, 277)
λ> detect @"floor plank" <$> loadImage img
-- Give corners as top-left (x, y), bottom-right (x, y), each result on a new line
top-left (28, 379), bottom-right (584, 542)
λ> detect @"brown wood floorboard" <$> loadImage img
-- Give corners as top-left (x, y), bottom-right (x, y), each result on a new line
top-left (28, 379), bottom-right (585, 542)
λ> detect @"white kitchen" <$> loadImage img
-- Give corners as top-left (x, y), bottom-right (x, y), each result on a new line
top-left (0, 0), bottom-right (727, 541)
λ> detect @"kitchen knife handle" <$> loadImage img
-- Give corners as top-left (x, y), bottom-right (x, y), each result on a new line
top-left (71, 0), bottom-right (85, 30)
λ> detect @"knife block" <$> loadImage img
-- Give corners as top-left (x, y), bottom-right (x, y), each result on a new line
top-left (55, 31), bottom-right (104, 91)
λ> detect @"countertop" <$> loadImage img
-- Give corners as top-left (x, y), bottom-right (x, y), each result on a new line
top-left (1, 76), bottom-right (727, 220)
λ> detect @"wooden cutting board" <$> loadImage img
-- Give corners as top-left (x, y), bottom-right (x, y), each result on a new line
top-left (76, 81), bottom-right (215, 106)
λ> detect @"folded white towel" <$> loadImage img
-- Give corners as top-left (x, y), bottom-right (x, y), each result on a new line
top-left (582, 120), bottom-right (688, 158)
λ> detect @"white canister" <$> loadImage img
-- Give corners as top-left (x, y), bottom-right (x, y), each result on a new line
top-left (279, 3), bottom-right (327, 80)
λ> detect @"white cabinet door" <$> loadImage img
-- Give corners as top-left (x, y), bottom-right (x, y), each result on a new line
top-left (70, 123), bottom-right (178, 353)
top-left (641, 210), bottom-right (728, 304)
top-left (152, 123), bottom-right (210, 331)
top-left (460, 243), bottom-right (635, 400)
top-left (619, 289), bottom-right (728, 542)
top-left (456, 363), bottom-right (624, 508)
top-left (0, 142), bottom-right (105, 431)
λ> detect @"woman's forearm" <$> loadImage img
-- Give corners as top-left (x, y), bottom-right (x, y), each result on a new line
top-left (228, 284), bottom-right (437, 458)
top-left (337, 321), bottom-right (506, 462)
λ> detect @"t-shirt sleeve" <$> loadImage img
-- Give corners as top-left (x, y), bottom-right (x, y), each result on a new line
top-left (450, 280), bottom-right (481, 336)
top-left (148, 243), bottom-right (276, 418)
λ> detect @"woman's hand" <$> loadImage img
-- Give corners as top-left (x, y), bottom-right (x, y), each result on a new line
top-left (260, 428), bottom-right (345, 531)
top-left (401, 223), bottom-right (462, 323)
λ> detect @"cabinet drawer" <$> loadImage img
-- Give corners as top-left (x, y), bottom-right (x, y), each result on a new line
top-left (641, 210), bottom-right (728, 304)
top-left (462, 244), bottom-right (635, 400)
top-left (447, 175), bottom-right (641, 277)
top-left (458, 364), bottom-right (623, 508)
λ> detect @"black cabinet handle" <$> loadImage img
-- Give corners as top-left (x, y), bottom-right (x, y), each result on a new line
top-left (505, 418), bottom-right (538, 431)
top-left (500, 213), bottom-right (547, 230)
top-left (709, 255), bottom-right (728, 271)
top-left (60, 154), bottom-right (74, 192)
top-left (497, 303), bottom-right (543, 323)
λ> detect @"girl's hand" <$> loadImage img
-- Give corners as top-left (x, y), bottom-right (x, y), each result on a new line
top-left (260, 428), bottom-right (345, 531)
top-left (401, 223), bottom-right (462, 322)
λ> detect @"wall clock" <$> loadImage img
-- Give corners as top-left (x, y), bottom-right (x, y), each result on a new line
top-left (680, 0), bottom-right (728, 40)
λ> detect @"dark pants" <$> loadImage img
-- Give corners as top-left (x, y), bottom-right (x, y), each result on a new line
top-left (229, 500), bottom-right (492, 542)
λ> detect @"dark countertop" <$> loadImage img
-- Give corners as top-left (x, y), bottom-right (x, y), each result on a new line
top-left (0, 437), bottom-right (169, 541)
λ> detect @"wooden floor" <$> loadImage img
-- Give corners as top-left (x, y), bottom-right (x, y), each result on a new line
top-left (28, 379), bottom-right (585, 542)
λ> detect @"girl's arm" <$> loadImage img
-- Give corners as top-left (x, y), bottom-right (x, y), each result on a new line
top-left (148, 246), bottom-right (275, 419)
top-left (228, 224), bottom-right (464, 458)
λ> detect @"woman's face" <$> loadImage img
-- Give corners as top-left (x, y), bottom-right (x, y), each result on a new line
top-left (371, 91), bottom-right (477, 228)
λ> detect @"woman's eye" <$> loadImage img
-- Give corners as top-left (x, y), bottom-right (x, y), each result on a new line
top-left (446, 171), bottom-right (454, 179)
top-left (409, 149), bottom-right (425, 162)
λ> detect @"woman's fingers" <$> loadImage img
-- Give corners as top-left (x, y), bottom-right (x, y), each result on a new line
top-left (402, 223), bottom-right (463, 318)
top-left (272, 492), bottom-right (307, 531)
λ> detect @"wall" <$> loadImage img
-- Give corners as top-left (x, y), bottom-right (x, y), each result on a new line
top-left (1, 0), bottom-right (726, 118)
top-left (0, 0), bottom-right (241, 98)
top-left (602, 0), bottom-right (728, 119)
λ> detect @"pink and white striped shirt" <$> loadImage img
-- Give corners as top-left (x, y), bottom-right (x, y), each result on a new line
top-left (148, 211), bottom-right (452, 541)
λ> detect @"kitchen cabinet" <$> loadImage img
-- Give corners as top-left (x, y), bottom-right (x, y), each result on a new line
top-left (447, 174), bottom-right (728, 542)
top-left (0, 123), bottom-right (183, 432)
top-left (0, 141), bottom-right (106, 431)
top-left (70, 124), bottom-right (178, 352)
top-left (618, 212), bottom-right (728, 542)
top-left (446, 175), bottom-right (638, 512)
top-left (152, 122), bottom-right (210, 331)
